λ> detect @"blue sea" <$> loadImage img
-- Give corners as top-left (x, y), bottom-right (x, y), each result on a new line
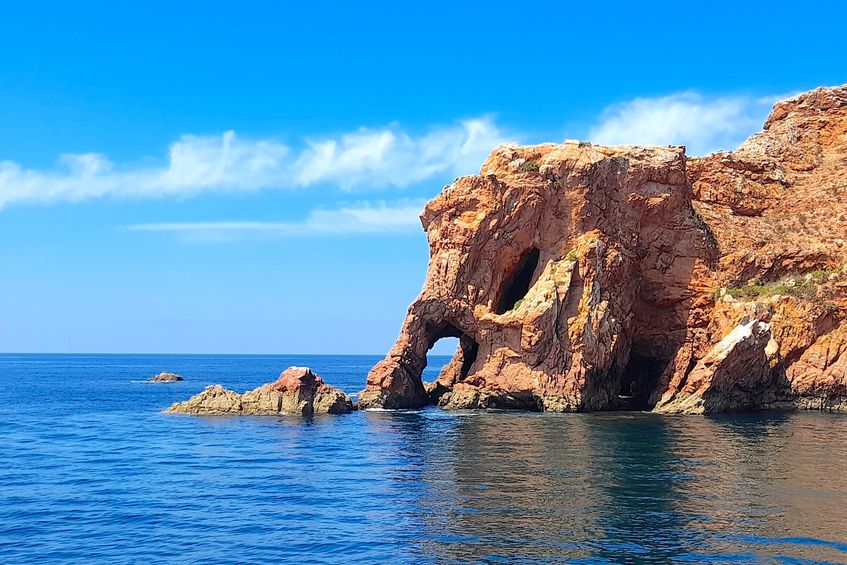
top-left (2, 354), bottom-right (847, 564)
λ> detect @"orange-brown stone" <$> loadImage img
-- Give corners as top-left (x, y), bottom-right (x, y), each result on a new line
top-left (360, 85), bottom-right (847, 414)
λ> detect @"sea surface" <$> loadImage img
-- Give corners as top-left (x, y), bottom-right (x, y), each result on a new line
top-left (2, 354), bottom-right (847, 564)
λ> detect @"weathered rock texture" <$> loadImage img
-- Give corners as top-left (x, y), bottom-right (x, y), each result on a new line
top-left (148, 372), bottom-right (184, 382)
top-left (166, 367), bottom-right (354, 416)
top-left (360, 85), bottom-right (847, 414)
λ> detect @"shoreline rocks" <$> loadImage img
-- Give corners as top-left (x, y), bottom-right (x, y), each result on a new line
top-left (653, 318), bottom-right (775, 414)
top-left (166, 367), bottom-right (354, 416)
top-left (359, 84), bottom-right (847, 415)
top-left (148, 372), bottom-right (184, 382)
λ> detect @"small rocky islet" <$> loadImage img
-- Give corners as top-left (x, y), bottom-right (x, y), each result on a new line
top-left (168, 85), bottom-right (847, 417)
top-left (148, 372), bottom-right (184, 382)
top-left (166, 366), bottom-right (354, 416)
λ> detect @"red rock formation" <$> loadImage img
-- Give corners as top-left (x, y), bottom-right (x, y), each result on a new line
top-left (166, 367), bottom-right (354, 415)
top-left (241, 366), bottom-right (353, 415)
top-left (360, 85), bottom-right (847, 414)
top-left (653, 317), bottom-right (776, 414)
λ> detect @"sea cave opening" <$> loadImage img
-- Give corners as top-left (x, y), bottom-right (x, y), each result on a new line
top-left (495, 248), bottom-right (541, 314)
top-left (426, 324), bottom-right (480, 385)
top-left (619, 351), bottom-right (666, 411)
top-left (457, 335), bottom-right (480, 379)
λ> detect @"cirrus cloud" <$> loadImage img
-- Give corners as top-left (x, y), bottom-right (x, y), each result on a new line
top-left (294, 117), bottom-right (505, 188)
top-left (0, 117), bottom-right (509, 209)
top-left (127, 199), bottom-right (427, 242)
top-left (0, 89), bottom-right (790, 212)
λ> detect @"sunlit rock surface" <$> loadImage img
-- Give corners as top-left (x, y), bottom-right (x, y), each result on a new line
top-left (167, 367), bottom-right (354, 416)
top-left (360, 85), bottom-right (847, 414)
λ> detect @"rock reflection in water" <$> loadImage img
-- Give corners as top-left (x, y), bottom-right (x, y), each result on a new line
top-left (365, 410), bottom-right (847, 563)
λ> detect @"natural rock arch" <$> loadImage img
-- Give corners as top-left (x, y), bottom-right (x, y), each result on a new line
top-left (359, 85), bottom-right (847, 413)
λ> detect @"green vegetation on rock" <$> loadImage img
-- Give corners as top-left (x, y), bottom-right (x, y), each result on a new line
top-left (518, 160), bottom-right (540, 173)
top-left (723, 267), bottom-right (844, 301)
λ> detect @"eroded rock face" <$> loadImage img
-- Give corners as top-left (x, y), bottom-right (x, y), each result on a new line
top-left (360, 85), bottom-right (847, 414)
top-left (148, 372), bottom-right (184, 382)
top-left (654, 318), bottom-right (776, 414)
top-left (166, 367), bottom-right (354, 416)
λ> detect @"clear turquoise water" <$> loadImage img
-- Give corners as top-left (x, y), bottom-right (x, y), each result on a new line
top-left (2, 354), bottom-right (847, 564)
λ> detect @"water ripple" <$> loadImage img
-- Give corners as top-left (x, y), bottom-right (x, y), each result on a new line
top-left (1, 354), bottom-right (847, 563)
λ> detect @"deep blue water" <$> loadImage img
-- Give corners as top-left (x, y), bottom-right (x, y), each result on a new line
top-left (2, 354), bottom-right (847, 564)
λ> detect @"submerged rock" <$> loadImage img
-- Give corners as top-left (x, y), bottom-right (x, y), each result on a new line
top-left (148, 372), bottom-right (184, 382)
top-left (166, 367), bottom-right (354, 416)
top-left (359, 85), bottom-right (847, 414)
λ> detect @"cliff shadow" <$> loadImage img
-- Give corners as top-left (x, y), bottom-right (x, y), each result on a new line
top-left (494, 248), bottom-right (541, 314)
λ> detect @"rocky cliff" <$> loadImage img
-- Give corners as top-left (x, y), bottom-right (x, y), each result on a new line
top-left (359, 85), bottom-right (847, 414)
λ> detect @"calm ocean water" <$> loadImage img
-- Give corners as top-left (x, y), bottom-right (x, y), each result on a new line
top-left (1, 354), bottom-right (847, 564)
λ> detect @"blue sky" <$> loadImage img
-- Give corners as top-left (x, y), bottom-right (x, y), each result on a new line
top-left (1, 1), bottom-right (845, 354)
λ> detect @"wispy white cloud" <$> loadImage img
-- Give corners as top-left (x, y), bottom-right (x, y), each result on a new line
top-left (0, 91), bottom-right (788, 211)
top-left (294, 118), bottom-right (504, 188)
top-left (588, 92), bottom-right (776, 155)
top-left (0, 118), bottom-right (508, 209)
top-left (127, 199), bottom-right (426, 242)
top-left (0, 132), bottom-right (292, 207)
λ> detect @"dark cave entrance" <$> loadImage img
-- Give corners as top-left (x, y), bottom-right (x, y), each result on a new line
top-left (495, 248), bottom-right (541, 314)
top-left (457, 335), bottom-right (480, 379)
top-left (619, 351), bottom-right (665, 411)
